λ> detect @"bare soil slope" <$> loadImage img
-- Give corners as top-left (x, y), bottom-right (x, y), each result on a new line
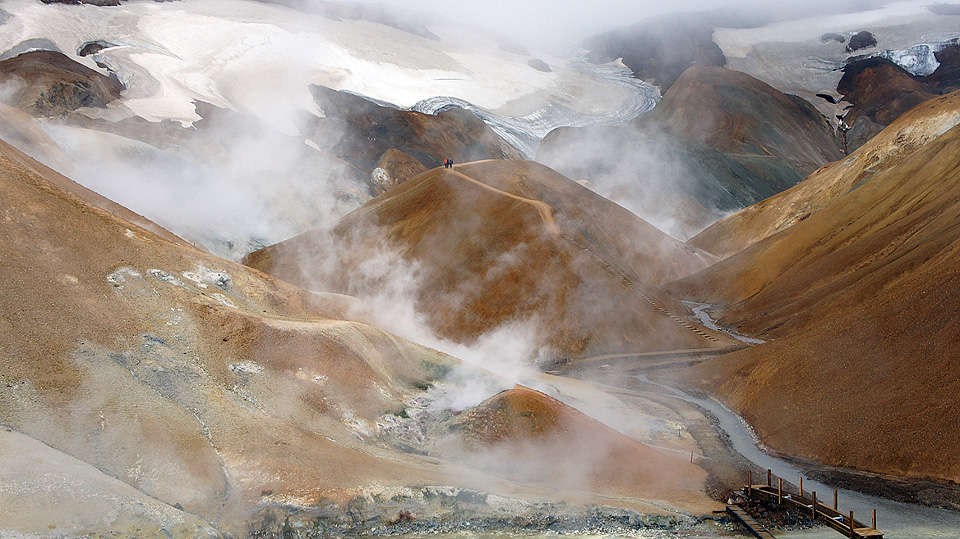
top-left (671, 105), bottom-right (960, 482)
top-left (691, 90), bottom-right (960, 258)
top-left (246, 160), bottom-right (731, 358)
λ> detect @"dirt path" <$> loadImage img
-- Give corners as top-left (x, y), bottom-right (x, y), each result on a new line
top-left (448, 167), bottom-right (560, 235)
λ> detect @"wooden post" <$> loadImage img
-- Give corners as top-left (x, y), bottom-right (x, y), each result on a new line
top-left (873, 508), bottom-right (877, 529)
top-left (778, 478), bottom-right (783, 505)
top-left (812, 491), bottom-right (817, 518)
top-left (767, 469), bottom-right (772, 487)
top-left (799, 476), bottom-right (803, 497)
top-left (748, 471), bottom-right (752, 496)
top-left (834, 489), bottom-right (838, 510)
top-left (850, 511), bottom-right (855, 538)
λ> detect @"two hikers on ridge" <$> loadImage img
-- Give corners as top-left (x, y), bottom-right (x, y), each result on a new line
top-left (443, 158), bottom-right (454, 169)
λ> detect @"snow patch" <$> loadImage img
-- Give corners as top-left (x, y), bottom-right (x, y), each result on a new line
top-left (148, 269), bottom-right (185, 287)
top-left (229, 361), bottom-right (263, 374)
top-left (106, 267), bottom-right (142, 288)
top-left (181, 266), bottom-right (232, 291)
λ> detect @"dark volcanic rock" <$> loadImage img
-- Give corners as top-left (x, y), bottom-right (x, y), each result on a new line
top-left (0, 50), bottom-right (123, 115)
top-left (583, 14), bottom-right (726, 90)
top-left (302, 85), bottom-right (517, 172)
top-left (527, 59), bottom-right (551, 72)
top-left (845, 31), bottom-right (877, 51)
top-left (919, 44), bottom-right (960, 94)
top-left (78, 40), bottom-right (115, 57)
top-left (820, 32), bottom-right (846, 43)
top-left (838, 57), bottom-right (935, 150)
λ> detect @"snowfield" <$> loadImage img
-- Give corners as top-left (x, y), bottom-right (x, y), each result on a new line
top-left (0, 0), bottom-right (656, 141)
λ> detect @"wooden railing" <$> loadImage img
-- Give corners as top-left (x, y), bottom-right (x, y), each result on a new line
top-left (744, 470), bottom-right (883, 538)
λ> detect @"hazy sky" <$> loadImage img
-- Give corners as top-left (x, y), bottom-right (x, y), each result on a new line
top-left (346, 0), bottom-right (733, 43)
top-left (342, 0), bottom-right (926, 46)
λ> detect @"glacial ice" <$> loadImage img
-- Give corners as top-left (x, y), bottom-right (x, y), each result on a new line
top-left (844, 36), bottom-right (960, 77)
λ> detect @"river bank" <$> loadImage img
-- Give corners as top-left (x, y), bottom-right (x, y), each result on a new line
top-left (243, 494), bottom-right (736, 539)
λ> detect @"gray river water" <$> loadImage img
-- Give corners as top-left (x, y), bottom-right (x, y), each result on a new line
top-left (634, 375), bottom-right (960, 538)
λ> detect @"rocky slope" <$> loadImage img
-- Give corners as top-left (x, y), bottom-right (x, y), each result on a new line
top-left (670, 90), bottom-right (960, 482)
top-left (245, 160), bottom-right (732, 358)
top-left (538, 66), bottom-right (842, 238)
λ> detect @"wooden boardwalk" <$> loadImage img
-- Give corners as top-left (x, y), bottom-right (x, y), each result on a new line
top-left (726, 505), bottom-right (778, 539)
top-left (744, 471), bottom-right (883, 538)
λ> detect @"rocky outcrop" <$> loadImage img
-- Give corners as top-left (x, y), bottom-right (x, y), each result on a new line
top-left (583, 14), bottom-right (725, 91)
top-left (527, 59), bottom-right (551, 72)
top-left (820, 32), bottom-right (845, 43)
top-left (845, 30), bottom-right (877, 52)
top-left (919, 44), bottom-right (960, 94)
top-left (0, 50), bottom-right (123, 116)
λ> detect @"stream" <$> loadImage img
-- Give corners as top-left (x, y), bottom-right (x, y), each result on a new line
top-left (634, 374), bottom-right (960, 538)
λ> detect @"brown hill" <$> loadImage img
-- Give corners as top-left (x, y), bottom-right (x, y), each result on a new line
top-left (442, 387), bottom-right (710, 507)
top-left (302, 85), bottom-right (520, 173)
top-left (0, 50), bottom-right (123, 115)
top-left (837, 57), bottom-right (936, 150)
top-left (649, 67), bottom-right (842, 171)
top-left (670, 96), bottom-right (960, 482)
top-left (246, 160), bottom-right (732, 358)
top-left (538, 67), bottom-right (842, 238)
top-left (690, 90), bottom-right (960, 258)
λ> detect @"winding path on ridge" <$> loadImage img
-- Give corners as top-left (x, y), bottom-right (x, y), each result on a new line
top-left (447, 166), bottom-right (560, 235)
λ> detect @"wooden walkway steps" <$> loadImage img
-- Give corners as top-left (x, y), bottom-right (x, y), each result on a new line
top-left (726, 505), bottom-right (778, 539)
top-left (744, 470), bottom-right (883, 538)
